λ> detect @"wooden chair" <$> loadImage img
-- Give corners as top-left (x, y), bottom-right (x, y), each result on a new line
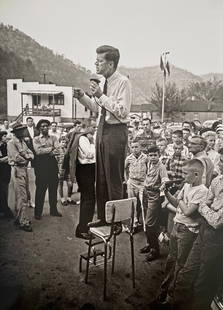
top-left (84, 197), bottom-right (137, 300)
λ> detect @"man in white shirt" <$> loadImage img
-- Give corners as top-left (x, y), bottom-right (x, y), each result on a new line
top-left (23, 117), bottom-right (39, 208)
top-left (73, 45), bottom-right (132, 225)
top-left (49, 122), bottom-right (61, 141)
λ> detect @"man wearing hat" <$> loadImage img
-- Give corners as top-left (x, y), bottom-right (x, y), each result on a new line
top-left (33, 119), bottom-right (61, 219)
top-left (7, 123), bottom-right (34, 232)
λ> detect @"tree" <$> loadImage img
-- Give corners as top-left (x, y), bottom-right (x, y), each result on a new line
top-left (186, 78), bottom-right (223, 102)
top-left (150, 82), bottom-right (186, 121)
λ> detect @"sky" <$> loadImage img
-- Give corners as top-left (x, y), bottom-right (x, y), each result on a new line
top-left (0, 0), bottom-right (223, 75)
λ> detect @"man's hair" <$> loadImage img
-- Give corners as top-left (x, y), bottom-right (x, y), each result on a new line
top-left (184, 158), bottom-right (204, 174)
top-left (73, 120), bottom-right (81, 126)
top-left (182, 121), bottom-right (191, 127)
top-left (96, 45), bottom-right (120, 69)
top-left (182, 128), bottom-right (190, 133)
top-left (26, 117), bottom-right (33, 122)
top-left (147, 145), bottom-right (160, 154)
top-left (142, 118), bottom-right (151, 124)
top-left (191, 135), bottom-right (207, 149)
top-left (172, 130), bottom-right (183, 138)
top-left (157, 137), bottom-right (167, 144)
top-left (131, 139), bottom-right (140, 145)
top-left (51, 121), bottom-right (57, 126)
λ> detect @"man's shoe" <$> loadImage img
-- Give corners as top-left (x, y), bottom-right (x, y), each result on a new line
top-left (67, 199), bottom-right (76, 205)
top-left (35, 215), bottom-right (42, 220)
top-left (146, 249), bottom-right (160, 262)
top-left (88, 220), bottom-right (107, 227)
top-left (140, 245), bottom-right (151, 254)
top-left (50, 211), bottom-right (62, 217)
top-left (19, 224), bottom-right (33, 232)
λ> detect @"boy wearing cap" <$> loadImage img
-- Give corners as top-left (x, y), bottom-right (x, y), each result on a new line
top-left (7, 124), bottom-right (34, 231)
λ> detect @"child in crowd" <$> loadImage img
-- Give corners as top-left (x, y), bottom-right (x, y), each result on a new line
top-left (125, 139), bottom-right (148, 228)
top-left (166, 142), bottom-right (187, 181)
top-left (202, 130), bottom-right (220, 175)
top-left (157, 138), bottom-right (169, 165)
top-left (166, 130), bottom-right (189, 158)
top-left (172, 150), bottom-right (223, 310)
top-left (140, 146), bottom-right (169, 261)
top-left (155, 159), bottom-right (208, 306)
top-left (57, 137), bottom-right (74, 205)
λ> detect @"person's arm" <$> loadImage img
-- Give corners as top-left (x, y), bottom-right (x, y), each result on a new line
top-left (178, 200), bottom-right (199, 216)
top-left (164, 190), bottom-right (179, 208)
top-left (124, 157), bottom-right (130, 182)
top-left (166, 202), bottom-right (177, 213)
top-left (99, 79), bottom-right (132, 120)
top-left (7, 142), bottom-right (27, 165)
top-left (33, 137), bottom-right (53, 155)
top-left (78, 136), bottom-right (95, 159)
top-left (73, 88), bottom-right (99, 113)
top-left (199, 202), bottom-right (223, 229)
top-left (51, 136), bottom-right (60, 156)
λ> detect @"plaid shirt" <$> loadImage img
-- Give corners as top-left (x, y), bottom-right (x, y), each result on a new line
top-left (166, 154), bottom-right (187, 180)
top-left (125, 152), bottom-right (148, 182)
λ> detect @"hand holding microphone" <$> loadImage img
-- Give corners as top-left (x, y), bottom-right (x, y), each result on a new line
top-left (90, 74), bottom-right (103, 98)
top-left (73, 88), bottom-right (84, 100)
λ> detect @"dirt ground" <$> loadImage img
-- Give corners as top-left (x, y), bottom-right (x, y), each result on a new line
top-left (0, 172), bottom-right (168, 310)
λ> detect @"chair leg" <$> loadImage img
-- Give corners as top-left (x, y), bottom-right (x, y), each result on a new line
top-left (103, 242), bottom-right (108, 300)
top-left (111, 234), bottom-right (117, 274)
top-left (130, 234), bottom-right (136, 288)
top-left (85, 234), bottom-right (93, 284)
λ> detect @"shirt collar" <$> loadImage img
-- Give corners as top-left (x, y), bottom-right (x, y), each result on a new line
top-left (107, 71), bottom-right (119, 84)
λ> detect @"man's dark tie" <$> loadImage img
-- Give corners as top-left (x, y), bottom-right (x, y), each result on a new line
top-left (100, 78), bottom-right (107, 121)
top-left (96, 79), bottom-right (107, 140)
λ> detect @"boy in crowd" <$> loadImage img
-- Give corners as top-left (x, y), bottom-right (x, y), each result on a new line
top-left (166, 143), bottom-right (187, 181)
top-left (140, 146), bottom-right (169, 261)
top-left (57, 137), bottom-right (74, 206)
top-left (172, 149), bottom-right (223, 310)
top-left (182, 127), bottom-right (191, 147)
top-left (157, 138), bottom-right (169, 165)
top-left (125, 139), bottom-right (148, 228)
top-left (166, 130), bottom-right (189, 158)
top-left (154, 159), bottom-right (208, 306)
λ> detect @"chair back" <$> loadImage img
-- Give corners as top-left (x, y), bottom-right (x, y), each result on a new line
top-left (105, 198), bottom-right (137, 224)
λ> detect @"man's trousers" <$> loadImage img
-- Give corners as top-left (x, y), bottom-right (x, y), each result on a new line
top-left (96, 123), bottom-right (128, 222)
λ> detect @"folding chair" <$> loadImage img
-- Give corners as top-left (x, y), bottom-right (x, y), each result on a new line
top-left (84, 197), bottom-right (137, 300)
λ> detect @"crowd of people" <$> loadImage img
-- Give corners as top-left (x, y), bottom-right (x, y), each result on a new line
top-left (1, 44), bottom-right (223, 310)
top-left (0, 117), bottom-right (96, 235)
top-left (124, 117), bottom-right (223, 310)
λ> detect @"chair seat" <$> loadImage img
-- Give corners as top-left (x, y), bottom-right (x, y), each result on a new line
top-left (90, 226), bottom-right (111, 238)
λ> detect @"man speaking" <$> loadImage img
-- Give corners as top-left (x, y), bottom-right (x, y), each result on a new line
top-left (73, 45), bottom-right (132, 225)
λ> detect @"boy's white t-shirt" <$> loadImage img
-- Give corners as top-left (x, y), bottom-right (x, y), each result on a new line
top-left (174, 183), bottom-right (208, 232)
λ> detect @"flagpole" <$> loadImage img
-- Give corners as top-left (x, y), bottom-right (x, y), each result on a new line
top-left (161, 52), bottom-right (166, 122)
top-left (161, 70), bottom-right (166, 122)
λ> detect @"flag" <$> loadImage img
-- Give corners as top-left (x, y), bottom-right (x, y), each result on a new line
top-left (160, 54), bottom-right (170, 77)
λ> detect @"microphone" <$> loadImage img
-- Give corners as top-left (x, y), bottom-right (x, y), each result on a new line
top-left (90, 73), bottom-right (101, 85)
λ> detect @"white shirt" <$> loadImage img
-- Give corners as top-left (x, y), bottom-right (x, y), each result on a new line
top-left (79, 71), bottom-right (132, 125)
top-left (78, 136), bottom-right (95, 164)
top-left (27, 126), bottom-right (34, 139)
